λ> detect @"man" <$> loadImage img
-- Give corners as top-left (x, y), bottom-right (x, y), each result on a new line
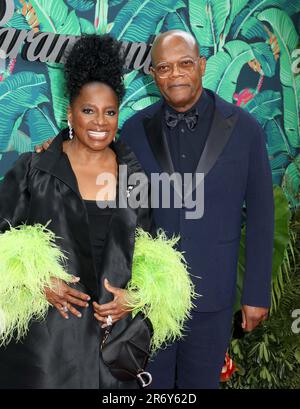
top-left (119, 30), bottom-right (274, 389)
top-left (35, 30), bottom-right (274, 389)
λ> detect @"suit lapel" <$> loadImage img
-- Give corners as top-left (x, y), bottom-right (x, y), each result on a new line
top-left (185, 107), bottom-right (239, 198)
top-left (143, 109), bottom-right (175, 175)
top-left (196, 109), bottom-right (239, 176)
top-left (143, 98), bottom-right (239, 201)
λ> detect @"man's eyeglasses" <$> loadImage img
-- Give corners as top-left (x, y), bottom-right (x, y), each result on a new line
top-left (151, 57), bottom-right (200, 78)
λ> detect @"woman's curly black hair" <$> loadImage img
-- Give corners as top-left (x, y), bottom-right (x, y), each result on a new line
top-left (64, 34), bottom-right (125, 104)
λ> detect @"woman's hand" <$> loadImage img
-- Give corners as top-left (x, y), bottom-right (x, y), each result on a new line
top-left (93, 278), bottom-right (131, 327)
top-left (44, 277), bottom-right (91, 319)
top-left (35, 137), bottom-right (54, 153)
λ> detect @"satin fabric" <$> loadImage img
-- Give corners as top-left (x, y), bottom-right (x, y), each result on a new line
top-left (0, 129), bottom-right (153, 389)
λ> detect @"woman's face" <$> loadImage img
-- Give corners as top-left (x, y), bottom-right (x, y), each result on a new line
top-left (68, 82), bottom-right (119, 151)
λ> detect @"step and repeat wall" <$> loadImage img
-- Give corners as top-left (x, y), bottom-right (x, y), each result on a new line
top-left (0, 0), bottom-right (300, 205)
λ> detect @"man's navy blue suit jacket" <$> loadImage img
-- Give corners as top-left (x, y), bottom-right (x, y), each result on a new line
top-left (121, 90), bottom-right (274, 312)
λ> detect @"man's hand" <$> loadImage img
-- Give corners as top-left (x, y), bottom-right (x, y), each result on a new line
top-left (35, 137), bottom-right (55, 153)
top-left (241, 304), bottom-right (269, 332)
top-left (45, 276), bottom-right (90, 319)
top-left (93, 278), bottom-right (131, 327)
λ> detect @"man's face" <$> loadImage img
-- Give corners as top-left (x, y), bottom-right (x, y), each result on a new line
top-left (150, 36), bottom-right (206, 112)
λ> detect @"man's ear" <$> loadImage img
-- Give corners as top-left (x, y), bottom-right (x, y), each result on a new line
top-left (149, 66), bottom-right (155, 79)
top-left (200, 56), bottom-right (207, 76)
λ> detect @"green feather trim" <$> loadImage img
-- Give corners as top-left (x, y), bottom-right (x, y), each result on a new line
top-left (127, 228), bottom-right (198, 353)
top-left (0, 224), bottom-right (72, 346)
top-left (0, 224), bottom-right (197, 353)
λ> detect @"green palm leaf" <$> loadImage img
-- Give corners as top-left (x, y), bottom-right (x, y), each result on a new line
top-left (258, 9), bottom-right (300, 148)
top-left (222, 0), bottom-right (250, 43)
top-left (269, 186), bottom-right (291, 284)
top-left (231, 0), bottom-right (300, 40)
top-left (119, 75), bottom-right (160, 127)
top-left (3, 11), bottom-right (30, 30)
top-left (65, 0), bottom-right (94, 11)
top-left (30, 0), bottom-right (81, 35)
top-left (265, 119), bottom-right (293, 157)
top-left (188, 0), bottom-right (231, 54)
top-left (203, 40), bottom-right (255, 101)
top-left (251, 42), bottom-right (276, 77)
top-left (111, 0), bottom-right (186, 42)
top-left (244, 91), bottom-right (294, 177)
top-left (118, 107), bottom-right (135, 129)
top-left (46, 62), bottom-right (68, 130)
top-left (162, 10), bottom-right (191, 33)
top-left (282, 154), bottom-right (300, 208)
top-left (79, 17), bottom-right (96, 34)
top-left (244, 90), bottom-right (282, 127)
top-left (24, 106), bottom-right (59, 147)
top-left (124, 70), bottom-right (139, 88)
top-left (239, 16), bottom-right (269, 40)
top-left (36, 0), bottom-right (83, 131)
top-left (120, 75), bottom-right (159, 110)
top-left (272, 169), bottom-right (285, 186)
top-left (269, 152), bottom-right (290, 175)
top-left (265, 118), bottom-right (296, 163)
top-left (130, 96), bottom-right (161, 111)
top-left (110, 0), bottom-right (127, 6)
top-left (0, 72), bottom-right (49, 151)
top-left (95, 0), bottom-right (108, 34)
top-left (8, 130), bottom-right (31, 154)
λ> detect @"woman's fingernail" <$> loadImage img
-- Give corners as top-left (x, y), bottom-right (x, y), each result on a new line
top-left (77, 313), bottom-right (82, 318)
top-left (65, 315), bottom-right (69, 319)
top-left (87, 296), bottom-right (91, 301)
top-left (85, 303), bottom-right (89, 307)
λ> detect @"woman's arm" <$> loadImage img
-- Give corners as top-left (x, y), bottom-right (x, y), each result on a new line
top-left (0, 153), bottom-right (90, 319)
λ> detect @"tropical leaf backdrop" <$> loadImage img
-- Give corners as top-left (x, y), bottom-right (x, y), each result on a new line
top-left (0, 0), bottom-right (300, 207)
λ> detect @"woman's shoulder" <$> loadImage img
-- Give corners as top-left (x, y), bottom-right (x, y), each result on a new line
top-left (8, 152), bottom-right (33, 173)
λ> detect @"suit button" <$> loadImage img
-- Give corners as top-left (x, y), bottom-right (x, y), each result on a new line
top-left (181, 154), bottom-right (186, 159)
top-left (181, 128), bottom-right (185, 133)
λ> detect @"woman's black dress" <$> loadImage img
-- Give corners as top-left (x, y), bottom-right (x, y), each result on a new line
top-left (84, 200), bottom-right (112, 280)
top-left (0, 128), bottom-right (153, 389)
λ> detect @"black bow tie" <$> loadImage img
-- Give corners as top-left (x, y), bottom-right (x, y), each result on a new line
top-left (165, 108), bottom-right (198, 131)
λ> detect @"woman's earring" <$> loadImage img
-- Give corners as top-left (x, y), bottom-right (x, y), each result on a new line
top-left (68, 120), bottom-right (73, 139)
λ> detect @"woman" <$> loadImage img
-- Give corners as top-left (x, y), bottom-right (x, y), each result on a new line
top-left (0, 34), bottom-right (152, 389)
